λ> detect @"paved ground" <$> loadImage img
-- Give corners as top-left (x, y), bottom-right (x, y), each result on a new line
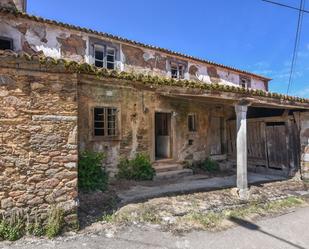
top-left (2, 206), bottom-right (309, 249)
top-left (118, 172), bottom-right (286, 203)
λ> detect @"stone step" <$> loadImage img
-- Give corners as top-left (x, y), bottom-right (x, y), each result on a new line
top-left (154, 168), bottom-right (193, 181)
top-left (153, 163), bottom-right (183, 173)
top-left (152, 158), bottom-right (175, 165)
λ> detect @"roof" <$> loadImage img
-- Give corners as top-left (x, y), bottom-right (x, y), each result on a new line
top-left (0, 6), bottom-right (272, 81)
top-left (0, 50), bottom-right (307, 108)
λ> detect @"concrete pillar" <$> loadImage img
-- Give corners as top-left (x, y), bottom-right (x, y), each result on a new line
top-left (235, 104), bottom-right (249, 200)
top-left (299, 112), bottom-right (309, 180)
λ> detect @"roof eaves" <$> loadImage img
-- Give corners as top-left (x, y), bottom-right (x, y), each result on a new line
top-left (0, 51), bottom-right (306, 106)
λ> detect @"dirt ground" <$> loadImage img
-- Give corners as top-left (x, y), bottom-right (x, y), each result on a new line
top-left (78, 178), bottom-right (309, 234)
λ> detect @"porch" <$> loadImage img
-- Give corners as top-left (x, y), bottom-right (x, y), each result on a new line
top-left (150, 88), bottom-right (309, 199)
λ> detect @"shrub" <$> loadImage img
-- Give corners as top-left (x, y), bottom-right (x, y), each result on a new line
top-left (45, 207), bottom-right (64, 239)
top-left (188, 157), bottom-right (219, 173)
top-left (78, 151), bottom-right (108, 192)
top-left (117, 153), bottom-right (155, 181)
top-left (199, 158), bottom-right (219, 172)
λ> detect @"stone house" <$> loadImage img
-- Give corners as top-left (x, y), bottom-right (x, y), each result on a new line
top-left (1, 0), bottom-right (309, 225)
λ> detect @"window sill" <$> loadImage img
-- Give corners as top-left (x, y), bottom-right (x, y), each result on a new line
top-left (90, 136), bottom-right (122, 142)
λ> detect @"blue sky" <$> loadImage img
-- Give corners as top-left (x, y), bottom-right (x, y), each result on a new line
top-left (28, 0), bottom-right (309, 97)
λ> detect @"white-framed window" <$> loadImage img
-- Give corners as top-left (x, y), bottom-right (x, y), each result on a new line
top-left (94, 45), bottom-right (104, 68)
top-left (106, 48), bottom-right (116, 69)
top-left (94, 45), bottom-right (116, 69)
top-left (171, 63), bottom-right (185, 79)
top-left (240, 76), bottom-right (251, 89)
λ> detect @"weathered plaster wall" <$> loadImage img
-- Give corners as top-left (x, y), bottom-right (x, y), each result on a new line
top-left (0, 0), bottom-right (26, 12)
top-left (0, 64), bottom-right (78, 226)
top-left (78, 77), bottom-right (153, 175)
top-left (300, 112), bottom-right (309, 180)
top-left (0, 13), bottom-right (268, 90)
top-left (78, 76), bottom-right (231, 174)
top-left (0, 15), bottom-right (88, 62)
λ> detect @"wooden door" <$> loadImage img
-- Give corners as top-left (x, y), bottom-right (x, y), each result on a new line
top-left (155, 112), bottom-right (171, 159)
top-left (265, 123), bottom-right (288, 170)
top-left (209, 117), bottom-right (222, 155)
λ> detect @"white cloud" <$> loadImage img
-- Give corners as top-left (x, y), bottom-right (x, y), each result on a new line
top-left (294, 87), bottom-right (309, 98)
top-left (298, 51), bottom-right (309, 58)
top-left (252, 69), bottom-right (273, 75)
top-left (254, 61), bottom-right (270, 68)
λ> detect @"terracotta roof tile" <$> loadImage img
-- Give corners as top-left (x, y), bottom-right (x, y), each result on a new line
top-left (1, 50), bottom-right (307, 106)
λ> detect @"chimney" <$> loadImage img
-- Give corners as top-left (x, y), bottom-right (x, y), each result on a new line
top-left (0, 0), bottom-right (27, 12)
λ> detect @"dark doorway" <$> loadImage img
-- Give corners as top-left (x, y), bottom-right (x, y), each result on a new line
top-left (155, 112), bottom-right (171, 159)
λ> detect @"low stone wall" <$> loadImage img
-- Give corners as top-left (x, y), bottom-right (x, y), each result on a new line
top-left (300, 112), bottom-right (309, 180)
top-left (0, 65), bottom-right (78, 227)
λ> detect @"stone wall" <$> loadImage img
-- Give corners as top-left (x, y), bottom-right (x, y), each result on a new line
top-left (300, 112), bottom-right (309, 180)
top-left (0, 64), bottom-right (78, 226)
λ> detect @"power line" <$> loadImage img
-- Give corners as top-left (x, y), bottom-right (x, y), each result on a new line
top-left (287, 0), bottom-right (305, 94)
top-left (262, 0), bottom-right (306, 94)
top-left (262, 0), bottom-right (309, 14)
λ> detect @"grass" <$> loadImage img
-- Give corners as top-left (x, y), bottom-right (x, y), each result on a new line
top-left (185, 197), bottom-right (306, 231)
top-left (45, 207), bottom-right (64, 239)
top-left (100, 196), bottom-right (307, 232)
top-left (101, 204), bottom-right (162, 225)
top-left (0, 207), bottom-right (65, 241)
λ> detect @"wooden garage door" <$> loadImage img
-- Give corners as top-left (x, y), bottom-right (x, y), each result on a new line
top-left (265, 122), bottom-right (288, 170)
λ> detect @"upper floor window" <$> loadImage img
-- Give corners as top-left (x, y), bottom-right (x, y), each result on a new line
top-left (93, 107), bottom-right (118, 137)
top-left (106, 48), bottom-right (116, 69)
top-left (188, 114), bottom-right (197, 132)
top-left (171, 63), bottom-right (185, 79)
top-left (240, 76), bottom-right (251, 89)
top-left (94, 44), bottom-right (116, 70)
top-left (0, 37), bottom-right (13, 50)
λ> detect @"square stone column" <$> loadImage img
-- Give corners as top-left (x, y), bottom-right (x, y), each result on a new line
top-left (300, 112), bottom-right (309, 180)
top-left (235, 104), bottom-right (249, 200)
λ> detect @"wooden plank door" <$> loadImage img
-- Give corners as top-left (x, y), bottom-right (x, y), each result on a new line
top-left (209, 117), bottom-right (222, 155)
top-left (265, 123), bottom-right (288, 170)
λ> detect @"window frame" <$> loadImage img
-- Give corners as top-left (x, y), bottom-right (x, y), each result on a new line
top-left (93, 44), bottom-right (116, 70)
top-left (0, 36), bottom-right (13, 51)
top-left (188, 113), bottom-right (198, 132)
top-left (94, 44), bottom-right (105, 68)
top-left (106, 47), bottom-right (116, 69)
top-left (91, 105), bottom-right (121, 141)
top-left (170, 62), bottom-right (185, 79)
top-left (239, 76), bottom-right (251, 89)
